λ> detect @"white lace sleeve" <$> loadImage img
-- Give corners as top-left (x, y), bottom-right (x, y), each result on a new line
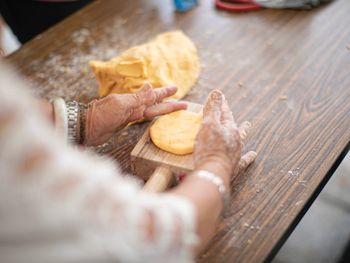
top-left (0, 63), bottom-right (198, 263)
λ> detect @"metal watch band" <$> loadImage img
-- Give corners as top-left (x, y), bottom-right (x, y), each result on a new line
top-left (65, 100), bottom-right (79, 144)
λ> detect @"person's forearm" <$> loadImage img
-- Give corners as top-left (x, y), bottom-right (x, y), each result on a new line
top-left (171, 163), bottom-right (230, 254)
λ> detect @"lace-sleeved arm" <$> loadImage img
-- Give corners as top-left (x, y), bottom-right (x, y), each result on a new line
top-left (0, 64), bottom-right (198, 263)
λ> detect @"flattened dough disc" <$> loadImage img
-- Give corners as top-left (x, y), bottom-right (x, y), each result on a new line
top-left (150, 110), bottom-right (203, 155)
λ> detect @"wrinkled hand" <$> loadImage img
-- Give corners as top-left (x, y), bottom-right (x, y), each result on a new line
top-left (85, 83), bottom-right (187, 146)
top-left (194, 90), bottom-right (256, 183)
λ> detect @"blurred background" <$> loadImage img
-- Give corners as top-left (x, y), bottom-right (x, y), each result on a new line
top-left (1, 14), bottom-right (349, 263)
top-left (0, 16), bottom-right (20, 55)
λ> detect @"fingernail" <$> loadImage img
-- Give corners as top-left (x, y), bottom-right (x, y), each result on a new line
top-left (251, 151), bottom-right (257, 159)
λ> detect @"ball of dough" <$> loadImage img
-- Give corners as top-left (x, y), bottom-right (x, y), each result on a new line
top-left (150, 110), bottom-right (203, 155)
top-left (89, 31), bottom-right (200, 99)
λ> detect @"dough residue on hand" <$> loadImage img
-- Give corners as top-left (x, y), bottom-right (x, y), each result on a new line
top-left (89, 31), bottom-right (200, 99)
top-left (150, 110), bottom-right (202, 155)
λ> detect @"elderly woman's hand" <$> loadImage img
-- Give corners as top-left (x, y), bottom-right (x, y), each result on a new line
top-left (85, 83), bottom-right (187, 146)
top-left (194, 90), bottom-right (256, 185)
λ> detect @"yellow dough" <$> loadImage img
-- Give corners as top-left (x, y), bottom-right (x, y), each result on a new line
top-left (150, 110), bottom-right (203, 155)
top-left (89, 31), bottom-right (200, 99)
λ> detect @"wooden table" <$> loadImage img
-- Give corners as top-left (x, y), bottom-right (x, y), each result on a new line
top-left (6, 0), bottom-right (350, 262)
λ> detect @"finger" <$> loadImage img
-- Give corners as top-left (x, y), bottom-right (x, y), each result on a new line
top-left (220, 95), bottom-right (236, 127)
top-left (153, 85), bottom-right (178, 102)
top-left (203, 90), bottom-right (223, 121)
top-left (138, 82), bottom-right (153, 96)
top-left (236, 151), bottom-right (257, 175)
top-left (143, 101), bottom-right (188, 120)
top-left (238, 121), bottom-right (251, 142)
top-left (135, 82), bottom-right (154, 105)
top-left (140, 81), bottom-right (153, 92)
top-left (203, 90), bottom-right (223, 115)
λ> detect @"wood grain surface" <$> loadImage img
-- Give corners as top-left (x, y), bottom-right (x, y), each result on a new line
top-left (131, 102), bottom-right (202, 180)
top-left (6, 0), bottom-right (350, 262)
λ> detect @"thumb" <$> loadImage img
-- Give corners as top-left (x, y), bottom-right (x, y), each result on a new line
top-left (203, 89), bottom-right (223, 122)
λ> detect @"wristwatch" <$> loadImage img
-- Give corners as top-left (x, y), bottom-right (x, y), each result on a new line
top-left (65, 100), bottom-right (79, 144)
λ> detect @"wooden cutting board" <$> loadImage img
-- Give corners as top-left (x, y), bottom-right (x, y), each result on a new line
top-left (131, 102), bottom-right (203, 191)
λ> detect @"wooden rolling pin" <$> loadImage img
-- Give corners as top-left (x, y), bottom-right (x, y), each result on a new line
top-left (143, 165), bottom-right (174, 192)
